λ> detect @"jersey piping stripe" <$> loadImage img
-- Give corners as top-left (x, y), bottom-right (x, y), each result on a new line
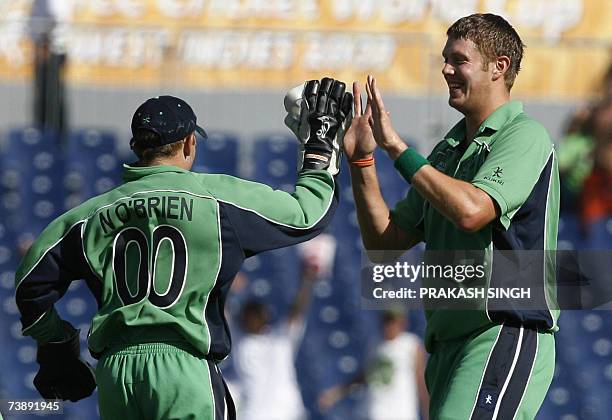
top-left (212, 362), bottom-right (231, 420)
top-left (469, 325), bottom-right (539, 419)
top-left (484, 150), bottom-right (555, 326)
top-left (80, 220), bottom-right (104, 285)
top-left (203, 200), bottom-right (222, 356)
top-left (17, 220), bottom-right (86, 333)
top-left (491, 326), bottom-right (524, 419)
top-left (511, 333), bottom-right (539, 420)
top-left (15, 219), bottom-right (86, 290)
top-left (542, 150), bottom-right (556, 329)
top-left (483, 241), bottom-right (493, 323)
top-left (214, 192), bottom-right (335, 231)
top-left (21, 310), bottom-right (48, 335)
top-left (204, 359), bottom-right (217, 419)
top-left (506, 149), bottom-right (553, 223)
top-left (495, 328), bottom-right (539, 418)
top-left (468, 325), bottom-right (504, 418)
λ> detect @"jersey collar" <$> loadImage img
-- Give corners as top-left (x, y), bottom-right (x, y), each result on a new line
top-left (443, 100), bottom-right (524, 147)
top-left (479, 100), bottom-right (523, 133)
top-left (123, 163), bottom-right (191, 182)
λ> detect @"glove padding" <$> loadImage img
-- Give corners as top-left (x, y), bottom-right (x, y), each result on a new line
top-left (284, 77), bottom-right (353, 175)
top-left (34, 322), bottom-right (96, 402)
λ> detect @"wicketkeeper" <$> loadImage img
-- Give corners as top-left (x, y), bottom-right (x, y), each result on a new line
top-left (15, 78), bottom-right (351, 419)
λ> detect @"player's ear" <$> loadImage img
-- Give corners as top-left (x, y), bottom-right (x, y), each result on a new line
top-left (183, 134), bottom-right (196, 163)
top-left (492, 55), bottom-right (510, 82)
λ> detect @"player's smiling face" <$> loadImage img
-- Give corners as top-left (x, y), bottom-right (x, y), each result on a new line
top-left (441, 37), bottom-right (493, 115)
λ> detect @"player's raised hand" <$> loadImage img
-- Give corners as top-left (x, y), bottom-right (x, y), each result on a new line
top-left (365, 75), bottom-right (407, 159)
top-left (343, 81), bottom-right (377, 162)
top-left (285, 77), bottom-right (352, 175)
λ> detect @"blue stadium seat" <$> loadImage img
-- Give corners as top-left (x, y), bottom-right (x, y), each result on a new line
top-left (192, 132), bottom-right (239, 176)
top-left (67, 129), bottom-right (116, 156)
top-left (2, 127), bottom-right (60, 163)
top-left (64, 129), bottom-right (122, 208)
top-left (237, 247), bottom-right (301, 324)
top-left (557, 213), bottom-right (583, 250)
top-left (0, 129), bottom-right (66, 238)
top-left (547, 310), bottom-right (612, 419)
top-left (252, 135), bottom-right (298, 189)
top-left (584, 217), bottom-right (612, 250)
top-left (374, 148), bottom-right (410, 205)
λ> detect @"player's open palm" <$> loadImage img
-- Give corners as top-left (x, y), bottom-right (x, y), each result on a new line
top-left (365, 75), bottom-right (402, 152)
top-left (343, 81), bottom-right (377, 161)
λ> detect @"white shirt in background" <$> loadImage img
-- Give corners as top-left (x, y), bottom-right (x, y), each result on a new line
top-left (368, 332), bottom-right (420, 420)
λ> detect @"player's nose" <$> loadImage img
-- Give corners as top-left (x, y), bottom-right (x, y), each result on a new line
top-left (442, 62), bottom-right (454, 77)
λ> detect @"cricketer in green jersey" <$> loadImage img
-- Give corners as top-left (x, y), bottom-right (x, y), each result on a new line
top-left (15, 79), bottom-right (352, 419)
top-left (344, 14), bottom-right (559, 420)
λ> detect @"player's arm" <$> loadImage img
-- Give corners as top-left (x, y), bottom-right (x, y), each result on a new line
top-left (204, 170), bottom-right (337, 256)
top-left (343, 81), bottom-right (422, 255)
top-left (15, 217), bottom-right (96, 401)
top-left (350, 163), bottom-right (422, 250)
top-left (205, 77), bottom-right (352, 256)
top-left (410, 166), bottom-right (499, 232)
top-left (365, 76), bottom-right (498, 233)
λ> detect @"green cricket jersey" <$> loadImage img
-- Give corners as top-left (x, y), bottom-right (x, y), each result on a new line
top-left (392, 101), bottom-right (560, 350)
top-left (15, 165), bottom-right (337, 360)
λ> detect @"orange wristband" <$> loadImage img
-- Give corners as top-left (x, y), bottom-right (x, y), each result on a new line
top-left (350, 157), bottom-right (375, 167)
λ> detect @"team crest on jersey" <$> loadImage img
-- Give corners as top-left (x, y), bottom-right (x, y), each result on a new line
top-left (432, 151), bottom-right (448, 171)
top-left (484, 166), bottom-right (505, 185)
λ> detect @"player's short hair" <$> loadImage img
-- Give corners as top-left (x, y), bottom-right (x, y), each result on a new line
top-left (447, 13), bottom-right (524, 90)
top-left (131, 128), bottom-right (186, 164)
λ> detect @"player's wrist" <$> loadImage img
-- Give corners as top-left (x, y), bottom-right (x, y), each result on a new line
top-left (384, 138), bottom-right (408, 160)
top-left (349, 155), bottom-right (375, 168)
top-left (348, 150), bottom-right (374, 160)
top-left (394, 148), bottom-right (429, 183)
top-left (36, 323), bottom-right (80, 364)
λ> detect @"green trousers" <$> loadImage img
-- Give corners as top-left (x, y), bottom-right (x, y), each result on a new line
top-left (426, 324), bottom-right (555, 420)
top-left (96, 342), bottom-right (233, 420)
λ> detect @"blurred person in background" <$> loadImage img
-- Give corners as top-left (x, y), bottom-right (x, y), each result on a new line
top-left (318, 310), bottom-right (429, 420)
top-left (30, 0), bottom-right (68, 135)
top-left (231, 234), bottom-right (337, 420)
top-left (557, 64), bottom-right (612, 214)
top-left (579, 98), bottom-right (612, 238)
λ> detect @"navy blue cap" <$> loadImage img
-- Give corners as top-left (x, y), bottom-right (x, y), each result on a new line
top-left (130, 95), bottom-right (207, 149)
